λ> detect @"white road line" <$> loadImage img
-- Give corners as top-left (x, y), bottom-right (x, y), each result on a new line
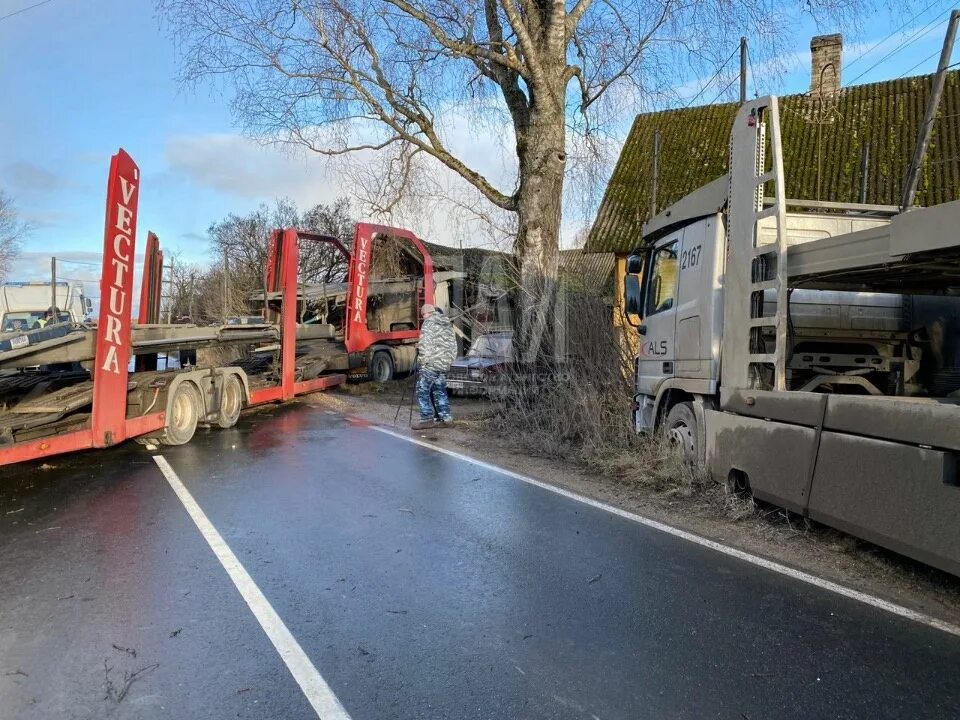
top-left (370, 425), bottom-right (960, 638)
top-left (152, 455), bottom-right (352, 720)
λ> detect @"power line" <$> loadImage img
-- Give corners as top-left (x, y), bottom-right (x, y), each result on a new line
top-left (707, 74), bottom-right (740, 106)
top-left (747, 43), bottom-right (758, 99)
top-left (681, 45), bottom-right (741, 109)
top-left (848, 10), bottom-right (953, 85)
top-left (55, 258), bottom-right (102, 268)
top-left (845, 0), bottom-right (950, 70)
top-left (0, 0), bottom-right (56, 22)
top-left (899, 47), bottom-right (944, 78)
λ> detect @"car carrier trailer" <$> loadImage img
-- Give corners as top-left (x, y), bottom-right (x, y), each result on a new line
top-left (0, 149), bottom-right (438, 467)
top-left (624, 97), bottom-right (960, 576)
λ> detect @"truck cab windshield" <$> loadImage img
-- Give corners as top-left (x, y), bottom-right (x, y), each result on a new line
top-left (2, 312), bottom-right (45, 332)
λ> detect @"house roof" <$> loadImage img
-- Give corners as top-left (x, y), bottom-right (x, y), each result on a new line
top-left (586, 70), bottom-right (960, 254)
top-left (559, 249), bottom-right (616, 294)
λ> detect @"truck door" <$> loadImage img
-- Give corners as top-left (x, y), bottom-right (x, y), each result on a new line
top-left (637, 236), bottom-right (679, 396)
top-left (675, 222), bottom-right (707, 376)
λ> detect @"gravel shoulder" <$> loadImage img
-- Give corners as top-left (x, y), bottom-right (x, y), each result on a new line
top-left (305, 383), bottom-right (960, 630)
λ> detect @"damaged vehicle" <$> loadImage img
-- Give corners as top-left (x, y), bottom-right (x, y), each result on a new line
top-left (447, 330), bottom-right (513, 396)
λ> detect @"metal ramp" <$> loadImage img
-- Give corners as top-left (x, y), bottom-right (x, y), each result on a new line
top-left (723, 97), bottom-right (789, 391)
top-left (0, 323), bottom-right (282, 369)
top-left (0, 373), bottom-right (105, 443)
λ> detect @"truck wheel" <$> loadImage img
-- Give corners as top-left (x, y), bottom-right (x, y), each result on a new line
top-left (369, 351), bottom-right (395, 383)
top-left (160, 382), bottom-right (201, 446)
top-left (217, 374), bottom-right (244, 429)
top-left (664, 401), bottom-right (698, 461)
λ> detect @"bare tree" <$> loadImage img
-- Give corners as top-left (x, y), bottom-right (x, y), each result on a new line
top-left (300, 197), bottom-right (355, 282)
top-left (0, 191), bottom-right (27, 282)
top-left (166, 255), bottom-right (207, 321)
top-left (159, 0), bottom-right (869, 358)
top-left (201, 197), bottom-right (355, 320)
top-left (208, 199), bottom-right (301, 301)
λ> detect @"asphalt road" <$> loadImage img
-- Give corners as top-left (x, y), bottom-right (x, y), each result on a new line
top-left (1, 402), bottom-right (959, 719)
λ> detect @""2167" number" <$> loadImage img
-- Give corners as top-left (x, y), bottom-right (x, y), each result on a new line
top-left (680, 244), bottom-right (702, 270)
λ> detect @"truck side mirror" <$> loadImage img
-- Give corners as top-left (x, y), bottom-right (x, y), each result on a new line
top-left (624, 274), bottom-right (642, 316)
top-left (626, 254), bottom-right (644, 274)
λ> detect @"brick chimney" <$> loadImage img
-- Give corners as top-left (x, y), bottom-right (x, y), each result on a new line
top-left (810, 34), bottom-right (842, 97)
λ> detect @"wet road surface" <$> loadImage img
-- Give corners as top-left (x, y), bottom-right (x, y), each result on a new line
top-left (1, 402), bottom-right (959, 719)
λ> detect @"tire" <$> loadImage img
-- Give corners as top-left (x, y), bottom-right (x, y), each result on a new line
top-left (217, 374), bottom-right (244, 429)
top-left (664, 401), bottom-right (698, 462)
top-left (159, 381), bottom-right (201, 446)
top-left (369, 351), bottom-right (395, 383)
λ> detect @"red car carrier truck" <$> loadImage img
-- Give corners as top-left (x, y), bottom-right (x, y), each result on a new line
top-left (0, 149), bottom-right (438, 466)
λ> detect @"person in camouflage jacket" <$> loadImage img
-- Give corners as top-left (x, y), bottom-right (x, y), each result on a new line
top-left (413, 304), bottom-right (457, 429)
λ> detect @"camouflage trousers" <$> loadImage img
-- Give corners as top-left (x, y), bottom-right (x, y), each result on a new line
top-left (416, 368), bottom-right (452, 421)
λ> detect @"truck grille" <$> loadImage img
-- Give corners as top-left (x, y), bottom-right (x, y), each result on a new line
top-left (448, 367), bottom-right (470, 381)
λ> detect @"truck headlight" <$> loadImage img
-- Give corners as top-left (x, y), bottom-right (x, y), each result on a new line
top-left (469, 368), bottom-right (482, 379)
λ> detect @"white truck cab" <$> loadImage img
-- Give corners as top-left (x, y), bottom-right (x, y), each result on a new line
top-left (0, 281), bottom-right (92, 332)
top-left (626, 176), bottom-right (897, 453)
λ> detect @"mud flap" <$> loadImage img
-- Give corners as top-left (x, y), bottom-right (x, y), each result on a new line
top-left (635, 394), bottom-right (656, 433)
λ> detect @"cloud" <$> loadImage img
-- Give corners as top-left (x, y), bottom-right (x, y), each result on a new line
top-left (164, 133), bottom-right (347, 209)
top-left (17, 208), bottom-right (81, 229)
top-left (162, 108), bottom-right (606, 254)
top-left (10, 251), bottom-right (113, 284)
top-left (162, 124), bottom-right (518, 248)
top-left (2, 161), bottom-right (68, 193)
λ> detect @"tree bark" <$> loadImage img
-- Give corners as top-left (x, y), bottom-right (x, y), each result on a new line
top-left (514, 100), bottom-right (565, 364)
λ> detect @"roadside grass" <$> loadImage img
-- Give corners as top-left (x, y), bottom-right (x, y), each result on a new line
top-left (484, 288), bottom-right (755, 522)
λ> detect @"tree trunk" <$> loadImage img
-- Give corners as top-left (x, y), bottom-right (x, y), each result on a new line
top-left (514, 104), bottom-right (565, 365)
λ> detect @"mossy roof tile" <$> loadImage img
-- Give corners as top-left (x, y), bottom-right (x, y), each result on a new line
top-left (587, 71), bottom-right (960, 253)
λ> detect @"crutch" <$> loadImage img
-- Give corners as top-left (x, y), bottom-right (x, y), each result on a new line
top-left (393, 352), bottom-right (419, 425)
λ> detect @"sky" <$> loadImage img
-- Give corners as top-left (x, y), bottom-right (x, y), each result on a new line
top-left (2, 0), bottom-right (959, 292)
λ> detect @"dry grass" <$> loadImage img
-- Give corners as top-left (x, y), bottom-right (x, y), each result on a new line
top-left (485, 288), bottom-right (755, 521)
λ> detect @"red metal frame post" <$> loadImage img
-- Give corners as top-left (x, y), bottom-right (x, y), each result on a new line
top-left (137, 232), bottom-right (161, 324)
top-left (343, 223), bottom-right (435, 353)
top-left (265, 229), bottom-right (282, 294)
top-left (91, 149), bottom-right (140, 447)
top-left (135, 231), bottom-right (162, 371)
top-left (280, 228), bottom-right (299, 400)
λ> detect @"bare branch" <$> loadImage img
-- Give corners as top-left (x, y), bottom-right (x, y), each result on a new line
top-left (0, 191), bottom-right (27, 282)
top-left (496, 0), bottom-right (547, 86)
top-left (383, 0), bottom-right (528, 76)
top-left (566, 0), bottom-right (594, 37)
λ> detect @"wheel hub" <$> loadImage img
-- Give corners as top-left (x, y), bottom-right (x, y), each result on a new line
top-left (668, 424), bottom-right (695, 455)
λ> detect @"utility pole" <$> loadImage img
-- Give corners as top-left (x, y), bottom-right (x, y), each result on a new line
top-left (902, 9), bottom-right (960, 211)
top-left (650, 130), bottom-right (660, 220)
top-left (188, 272), bottom-right (196, 321)
top-left (222, 249), bottom-right (230, 323)
top-left (165, 257), bottom-right (175, 324)
top-left (740, 37), bottom-right (748, 105)
top-left (50, 257), bottom-right (57, 314)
